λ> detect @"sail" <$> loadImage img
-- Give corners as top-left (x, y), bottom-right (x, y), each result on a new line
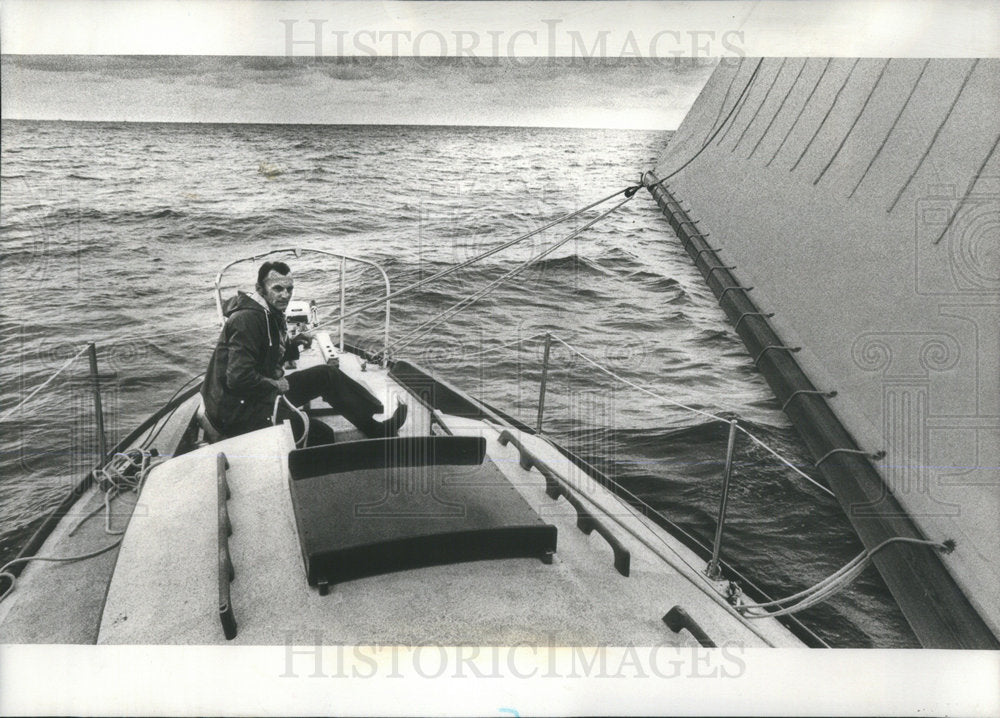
top-left (649, 58), bottom-right (999, 647)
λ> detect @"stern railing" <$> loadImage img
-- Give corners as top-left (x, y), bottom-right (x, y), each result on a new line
top-left (213, 248), bottom-right (392, 367)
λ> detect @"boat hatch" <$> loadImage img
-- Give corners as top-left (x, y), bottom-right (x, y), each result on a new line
top-left (287, 436), bottom-right (558, 592)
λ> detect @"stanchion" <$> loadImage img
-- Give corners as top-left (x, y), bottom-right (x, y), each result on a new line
top-left (87, 342), bottom-right (108, 464)
top-left (535, 333), bottom-right (552, 434)
top-left (706, 419), bottom-right (738, 580)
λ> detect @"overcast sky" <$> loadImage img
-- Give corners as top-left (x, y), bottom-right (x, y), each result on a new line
top-left (2, 1), bottom-right (996, 129)
top-left (1, 55), bottom-right (716, 129)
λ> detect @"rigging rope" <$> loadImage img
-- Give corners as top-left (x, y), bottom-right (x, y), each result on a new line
top-left (546, 334), bottom-right (833, 497)
top-left (320, 184), bottom-right (642, 330)
top-left (0, 344), bottom-right (91, 423)
top-left (645, 57), bottom-right (764, 190)
top-left (138, 373), bottom-right (206, 450)
top-left (548, 334), bottom-right (726, 422)
top-left (0, 446), bottom-right (165, 603)
top-left (733, 427), bottom-right (835, 498)
top-left (383, 195), bottom-right (636, 358)
top-left (460, 332), bottom-right (552, 359)
top-left (737, 536), bottom-right (953, 618)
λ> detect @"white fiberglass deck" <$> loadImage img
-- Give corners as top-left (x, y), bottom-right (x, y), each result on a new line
top-left (98, 397), bottom-right (798, 646)
top-left (2, 338), bottom-right (801, 647)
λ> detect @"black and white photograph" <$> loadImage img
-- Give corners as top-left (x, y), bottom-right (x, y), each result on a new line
top-left (1, 1), bottom-right (997, 715)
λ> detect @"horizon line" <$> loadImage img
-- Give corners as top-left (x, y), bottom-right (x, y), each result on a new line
top-left (1, 117), bottom-right (677, 132)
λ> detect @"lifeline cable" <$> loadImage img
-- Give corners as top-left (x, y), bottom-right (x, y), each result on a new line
top-left (0, 344), bottom-right (91, 423)
top-left (139, 372), bottom-right (206, 450)
top-left (456, 332), bottom-right (836, 499)
top-left (460, 332), bottom-right (553, 359)
top-left (383, 195), bottom-right (636, 358)
top-left (385, 196), bottom-right (636, 356)
top-left (546, 334), bottom-right (834, 497)
top-left (320, 184), bottom-right (642, 330)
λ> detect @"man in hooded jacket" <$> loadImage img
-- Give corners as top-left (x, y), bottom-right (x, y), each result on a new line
top-left (201, 260), bottom-right (406, 440)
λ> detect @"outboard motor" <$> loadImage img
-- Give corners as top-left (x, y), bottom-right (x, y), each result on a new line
top-left (285, 299), bottom-right (317, 337)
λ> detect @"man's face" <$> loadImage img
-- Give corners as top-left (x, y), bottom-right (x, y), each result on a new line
top-left (261, 270), bottom-right (294, 312)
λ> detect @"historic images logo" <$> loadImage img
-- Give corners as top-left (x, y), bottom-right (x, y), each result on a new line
top-left (914, 177), bottom-right (1000, 296)
top-left (850, 176), bottom-right (999, 518)
top-left (281, 19), bottom-right (745, 63)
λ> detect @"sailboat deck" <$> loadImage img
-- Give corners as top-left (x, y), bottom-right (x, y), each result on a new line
top-left (3, 342), bottom-right (801, 648)
top-left (97, 418), bottom-right (797, 646)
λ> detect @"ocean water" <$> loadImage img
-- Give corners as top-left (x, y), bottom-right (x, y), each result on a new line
top-left (0, 120), bottom-right (916, 647)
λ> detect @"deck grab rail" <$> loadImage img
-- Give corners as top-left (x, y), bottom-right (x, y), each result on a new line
top-left (497, 429), bottom-right (631, 577)
top-left (217, 453), bottom-right (237, 640)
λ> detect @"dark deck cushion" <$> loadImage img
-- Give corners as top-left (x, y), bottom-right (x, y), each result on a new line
top-left (288, 435), bottom-right (486, 480)
top-left (287, 440), bottom-right (557, 587)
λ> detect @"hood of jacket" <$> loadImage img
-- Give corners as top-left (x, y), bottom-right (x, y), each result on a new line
top-left (223, 291), bottom-right (284, 346)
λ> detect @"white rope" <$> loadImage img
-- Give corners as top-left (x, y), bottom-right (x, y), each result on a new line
top-left (389, 196), bottom-right (635, 356)
top-left (460, 332), bottom-right (552, 359)
top-left (0, 446), bottom-right (166, 603)
top-left (0, 344), bottom-right (91, 422)
top-left (734, 427), bottom-right (835, 497)
top-left (0, 539), bottom-right (123, 603)
top-left (548, 335), bottom-right (727, 422)
top-left (272, 393), bottom-right (309, 448)
top-left (738, 536), bottom-right (950, 618)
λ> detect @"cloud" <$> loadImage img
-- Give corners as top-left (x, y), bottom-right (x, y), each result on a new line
top-left (1, 55), bottom-right (715, 129)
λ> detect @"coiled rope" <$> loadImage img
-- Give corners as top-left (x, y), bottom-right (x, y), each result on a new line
top-left (0, 446), bottom-right (165, 603)
top-left (92, 449), bottom-right (160, 533)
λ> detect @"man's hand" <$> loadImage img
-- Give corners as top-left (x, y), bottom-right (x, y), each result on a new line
top-left (275, 377), bottom-right (290, 393)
